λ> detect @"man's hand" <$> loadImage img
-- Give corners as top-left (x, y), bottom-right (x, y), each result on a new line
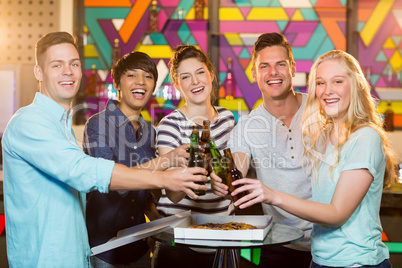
top-left (162, 144), bottom-right (190, 168)
top-left (210, 171), bottom-right (229, 197)
top-left (162, 167), bottom-right (208, 199)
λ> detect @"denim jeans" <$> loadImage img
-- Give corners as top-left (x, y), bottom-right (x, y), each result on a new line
top-left (311, 259), bottom-right (392, 268)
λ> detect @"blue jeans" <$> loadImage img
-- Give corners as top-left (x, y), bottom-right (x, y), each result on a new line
top-left (311, 259), bottom-right (392, 268)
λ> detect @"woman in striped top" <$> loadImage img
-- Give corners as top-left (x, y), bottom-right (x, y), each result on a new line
top-left (152, 45), bottom-right (235, 268)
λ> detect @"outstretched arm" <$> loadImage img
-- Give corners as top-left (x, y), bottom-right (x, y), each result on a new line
top-left (232, 169), bottom-right (373, 227)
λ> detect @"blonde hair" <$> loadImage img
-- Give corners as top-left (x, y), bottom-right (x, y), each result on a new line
top-left (302, 50), bottom-right (396, 188)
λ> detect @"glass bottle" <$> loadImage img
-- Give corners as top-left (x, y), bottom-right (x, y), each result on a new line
top-left (224, 57), bottom-right (235, 100)
top-left (194, 0), bottom-right (204, 20)
top-left (188, 125), bottom-right (206, 196)
top-left (383, 101), bottom-right (394, 131)
top-left (111, 39), bottom-right (121, 67)
top-left (85, 64), bottom-right (97, 97)
top-left (200, 120), bottom-right (212, 176)
top-left (149, 0), bottom-right (159, 33)
top-left (223, 148), bottom-right (245, 208)
top-left (208, 139), bottom-right (228, 185)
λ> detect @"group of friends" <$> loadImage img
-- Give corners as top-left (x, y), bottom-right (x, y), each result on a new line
top-left (1, 31), bottom-right (396, 268)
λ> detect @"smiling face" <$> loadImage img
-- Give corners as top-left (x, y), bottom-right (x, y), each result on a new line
top-left (34, 43), bottom-right (82, 110)
top-left (252, 45), bottom-right (296, 101)
top-left (315, 59), bottom-right (351, 123)
top-left (116, 69), bottom-right (155, 116)
top-left (175, 57), bottom-right (213, 105)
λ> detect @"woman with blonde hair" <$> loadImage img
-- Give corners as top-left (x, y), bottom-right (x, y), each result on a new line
top-left (230, 50), bottom-right (395, 267)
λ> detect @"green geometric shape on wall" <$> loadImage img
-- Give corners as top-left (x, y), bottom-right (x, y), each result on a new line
top-left (315, 37), bottom-right (335, 61)
top-left (270, 0), bottom-right (282, 7)
top-left (370, 74), bottom-right (380, 86)
top-left (220, 72), bottom-right (226, 83)
top-left (178, 23), bottom-right (191, 44)
top-left (149, 33), bottom-right (167, 45)
top-left (357, 22), bottom-right (365, 32)
top-left (376, 51), bottom-right (388, 62)
top-left (292, 24), bottom-right (327, 60)
top-left (86, 7), bottom-right (131, 68)
top-left (163, 100), bottom-right (175, 109)
top-left (391, 36), bottom-right (402, 47)
top-left (187, 35), bottom-right (197, 46)
top-left (239, 48), bottom-right (251, 59)
top-left (85, 58), bottom-right (103, 70)
top-left (163, 74), bottom-right (171, 84)
top-left (277, 21), bottom-right (288, 31)
top-left (339, 0), bottom-right (347, 7)
top-left (250, 0), bottom-right (271, 7)
top-left (234, 0), bottom-right (251, 7)
top-left (177, 0), bottom-right (193, 14)
top-left (382, 64), bottom-right (393, 75)
top-left (310, 0), bottom-right (319, 6)
top-left (300, 8), bottom-right (319, 21)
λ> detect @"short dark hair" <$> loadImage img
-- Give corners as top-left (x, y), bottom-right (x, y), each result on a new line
top-left (35, 32), bottom-right (78, 67)
top-left (252, 32), bottom-right (295, 69)
top-left (169, 45), bottom-right (217, 104)
top-left (111, 51), bottom-right (158, 89)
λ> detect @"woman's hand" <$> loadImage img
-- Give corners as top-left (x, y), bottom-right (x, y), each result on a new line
top-left (231, 178), bottom-right (275, 209)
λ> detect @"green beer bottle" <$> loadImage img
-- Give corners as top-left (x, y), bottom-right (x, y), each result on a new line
top-left (188, 125), bottom-right (206, 196)
top-left (208, 139), bottom-right (228, 185)
top-left (200, 120), bottom-right (212, 176)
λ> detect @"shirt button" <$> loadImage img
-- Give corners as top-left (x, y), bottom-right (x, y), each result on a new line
top-left (289, 137), bottom-right (292, 140)
top-left (289, 129), bottom-right (291, 132)
top-left (131, 216), bottom-right (134, 220)
top-left (140, 133), bottom-right (143, 136)
top-left (291, 156), bottom-right (294, 159)
top-left (291, 147), bottom-right (293, 150)
top-left (131, 129), bottom-right (133, 133)
top-left (134, 146), bottom-right (137, 149)
top-left (282, 123), bottom-right (285, 126)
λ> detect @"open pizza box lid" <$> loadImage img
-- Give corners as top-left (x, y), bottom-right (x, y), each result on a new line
top-left (91, 210), bottom-right (191, 255)
top-left (174, 214), bottom-right (273, 241)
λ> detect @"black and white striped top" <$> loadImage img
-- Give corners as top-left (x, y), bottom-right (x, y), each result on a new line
top-left (156, 106), bottom-right (235, 217)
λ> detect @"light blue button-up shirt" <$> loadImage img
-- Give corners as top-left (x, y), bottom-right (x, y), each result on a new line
top-left (2, 93), bottom-right (115, 267)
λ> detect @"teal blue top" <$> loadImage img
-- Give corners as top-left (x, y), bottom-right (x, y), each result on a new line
top-left (312, 127), bottom-right (389, 266)
top-left (2, 93), bottom-right (115, 267)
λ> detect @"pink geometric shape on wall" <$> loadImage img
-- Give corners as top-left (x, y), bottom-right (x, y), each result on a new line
top-left (131, 0), bottom-right (136, 4)
top-left (375, 77), bottom-right (387, 87)
top-left (285, 8), bottom-right (297, 18)
top-left (232, 46), bottom-right (243, 56)
top-left (220, 21), bottom-right (280, 33)
top-left (247, 46), bottom-right (253, 56)
top-left (187, 22), bottom-right (208, 52)
top-left (392, 25), bottom-right (402, 35)
top-left (159, 10), bottom-right (169, 31)
top-left (286, 21), bottom-right (318, 47)
top-left (383, 49), bottom-right (395, 59)
top-left (239, 7), bottom-right (252, 18)
top-left (295, 60), bottom-right (314, 72)
top-left (219, 57), bottom-right (227, 72)
top-left (159, 0), bottom-right (181, 6)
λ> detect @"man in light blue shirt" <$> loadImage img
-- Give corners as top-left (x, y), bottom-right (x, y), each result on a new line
top-left (1, 32), bottom-right (207, 267)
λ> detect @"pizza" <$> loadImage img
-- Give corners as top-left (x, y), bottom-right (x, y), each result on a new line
top-left (189, 222), bottom-right (257, 230)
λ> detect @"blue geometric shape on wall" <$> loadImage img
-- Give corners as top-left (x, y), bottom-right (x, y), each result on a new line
top-left (300, 8), bottom-right (319, 21)
top-left (178, 23), bottom-right (191, 44)
top-left (239, 47), bottom-right (251, 59)
top-left (150, 33), bottom-right (168, 45)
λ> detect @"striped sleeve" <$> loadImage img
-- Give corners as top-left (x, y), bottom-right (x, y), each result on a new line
top-left (156, 119), bottom-right (181, 150)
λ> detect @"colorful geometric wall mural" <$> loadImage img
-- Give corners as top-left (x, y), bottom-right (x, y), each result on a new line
top-left (83, 0), bottom-right (402, 125)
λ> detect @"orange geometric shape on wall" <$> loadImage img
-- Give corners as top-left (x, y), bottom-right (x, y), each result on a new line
top-left (358, 8), bottom-right (373, 22)
top-left (119, 0), bottom-right (152, 43)
top-left (239, 58), bottom-right (250, 69)
top-left (314, 0), bottom-right (343, 8)
top-left (315, 8), bottom-right (346, 51)
top-left (84, 0), bottom-right (132, 7)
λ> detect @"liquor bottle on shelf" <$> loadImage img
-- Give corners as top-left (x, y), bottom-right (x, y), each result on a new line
top-left (383, 101), bottom-right (394, 132)
top-left (208, 139), bottom-right (228, 186)
top-left (85, 64), bottom-right (98, 97)
top-left (200, 120), bottom-right (212, 176)
top-left (223, 148), bottom-right (245, 209)
top-left (149, 0), bottom-right (159, 33)
top-left (188, 125), bottom-right (206, 196)
top-left (224, 57), bottom-right (235, 100)
top-left (111, 39), bottom-right (121, 67)
top-left (193, 0), bottom-right (204, 20)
